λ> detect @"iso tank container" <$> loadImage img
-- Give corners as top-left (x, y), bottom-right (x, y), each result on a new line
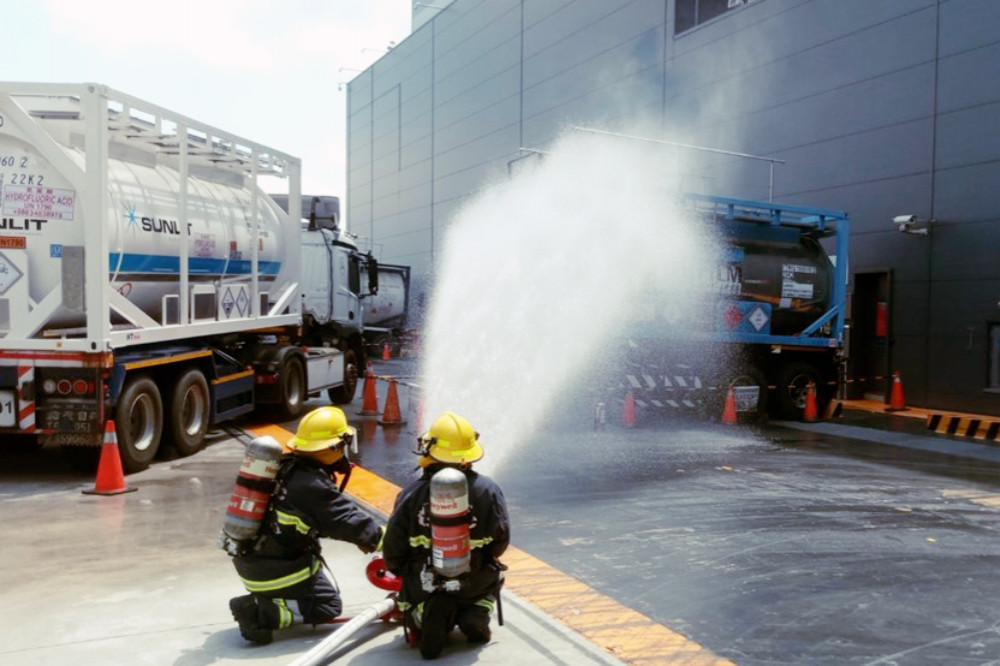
top-left (0, 83), bottom-right (305, 461)
top-left (723, 236), bottom-right (833, 337)
top-left (362, 263), bottom-right (409, 330)
top-left (0, 83), bottom-right (302, 351)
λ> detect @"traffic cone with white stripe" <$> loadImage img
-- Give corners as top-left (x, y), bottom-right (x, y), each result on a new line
top-left (886, 371), bottom-right (907, 412)
top-left (358, 369), bottom-right (379, 416)
top-left (83, 420), bottom-right (137, 496)
top-left (379, 378), bottom-right (406, 426)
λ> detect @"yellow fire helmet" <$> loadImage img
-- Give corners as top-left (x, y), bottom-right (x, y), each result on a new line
top-left (287, 406), bottom-right (357, 459)
top-left (416, 411), bottom-right (484, 465)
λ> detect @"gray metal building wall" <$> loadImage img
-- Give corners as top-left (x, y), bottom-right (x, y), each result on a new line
top-left (347, 0), bottom-right (1000, 415)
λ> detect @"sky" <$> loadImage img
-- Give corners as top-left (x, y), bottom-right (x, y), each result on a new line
top-left (7, 0), bottom-right (412, 199)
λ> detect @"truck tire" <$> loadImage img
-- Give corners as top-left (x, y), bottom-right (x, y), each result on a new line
top-left (276, 355), bottom-right (306, 420)
top-left (166, 367), bottom-right (210, 457)
top-left (328, 346), bottom-right (360, 405)
top-left (117, 375), bottom-right (163, 473)
top-left (774, 362), bottom-right (824, 420)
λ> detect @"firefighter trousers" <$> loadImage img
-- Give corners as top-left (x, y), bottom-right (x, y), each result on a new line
top-left (255, 570), bottom-right (343, 629)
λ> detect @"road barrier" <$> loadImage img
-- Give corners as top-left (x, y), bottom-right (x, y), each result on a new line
top-left (360, 374), bottom-right (423, 433)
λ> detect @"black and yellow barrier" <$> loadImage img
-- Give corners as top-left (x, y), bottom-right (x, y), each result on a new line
top-left (927, 414), bottom-right (1000, 443)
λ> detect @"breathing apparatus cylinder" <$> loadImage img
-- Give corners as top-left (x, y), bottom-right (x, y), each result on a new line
top-left (218, 435), bottom-right (284, 555)
top-left (429, 467), bottom-right (471, 578)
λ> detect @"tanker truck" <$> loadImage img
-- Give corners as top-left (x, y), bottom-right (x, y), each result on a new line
top-left (269, 194), bottom-right (412, 359)
top-left (0, 83), bottom-right (369, 472)
top-left (621, 193), bottom-right (849, 421)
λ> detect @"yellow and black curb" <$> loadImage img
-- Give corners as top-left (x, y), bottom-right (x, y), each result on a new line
top-left (926, 414), bottom-right (1000, 443)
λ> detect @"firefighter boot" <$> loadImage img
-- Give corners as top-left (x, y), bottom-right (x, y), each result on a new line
top-left (229, 594), bottom-right (274, 645)
top-left (456, 602), bottom-right (491, 643)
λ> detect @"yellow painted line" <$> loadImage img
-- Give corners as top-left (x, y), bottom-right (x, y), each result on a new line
top-left (247, 423), bottom-right (732, 665)
top-left (346, 464), bottom-right (403, 516)
top-left (213, 369), bottom-right (254, 385)
top-left (502, 547), bottom-right (734, 665)
top-left (122, 349), bottom-right (212, 370)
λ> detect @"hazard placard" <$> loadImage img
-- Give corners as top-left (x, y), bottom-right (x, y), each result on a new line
top-left (0, 251), bottom-right (24, 295)
top-left (2, 185), bottom-right (75, 220)
top-left (717, 300), bottom-right (772, 335)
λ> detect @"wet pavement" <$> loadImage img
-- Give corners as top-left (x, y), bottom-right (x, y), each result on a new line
top-left (4, 358), bottom-right (1000, 664)
top-left (345, 360), bottom-right (1000, 664)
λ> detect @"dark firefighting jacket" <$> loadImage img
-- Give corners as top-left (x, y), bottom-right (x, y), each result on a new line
top-left (383, 464), bottom-right (510, 611)
top-left (234, 456), bottom-right (381, 597)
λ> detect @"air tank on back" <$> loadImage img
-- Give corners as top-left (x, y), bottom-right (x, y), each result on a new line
top-left (0, 94), bottom-right (288, 332)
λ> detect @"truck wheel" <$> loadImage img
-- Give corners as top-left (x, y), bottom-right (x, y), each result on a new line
top-left (328, 347), bottom-right (360, 405)
top-left (775, 362), bottom-right (823, 420)
top-left (167, 368), bottom-right (210, 457)
top-left (117, 375), bottom-right (163, 473)
top-left (277, 355), bottom-right (306, 420)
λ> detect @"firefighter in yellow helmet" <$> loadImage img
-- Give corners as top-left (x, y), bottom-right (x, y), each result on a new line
top-left (229, 406), bottom-right (384, 645)
top-left (384, 412), bottom-right (510, 659)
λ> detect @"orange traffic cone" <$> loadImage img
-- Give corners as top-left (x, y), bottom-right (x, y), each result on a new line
top-left (379, 378), bottom-right (406, 426)
top-left (886, 371), bottom-right (907, 411)
top-left (358, 369), bottom-right (379, 416)
top-left (83, 420), bottom-right (137, 496)
top-left (622, 389), bottom-right (636, 428)
top-left (382, 343), bottom-right (391, 361)
top-left (721, 386), bottom-right (738, 425)
top-left (803, 381), bottom-right (819, 422)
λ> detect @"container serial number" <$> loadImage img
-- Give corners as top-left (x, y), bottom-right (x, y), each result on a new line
top-left (7, 173), bottom-right (44, 186)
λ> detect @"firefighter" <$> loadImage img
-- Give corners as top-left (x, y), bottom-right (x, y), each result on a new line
top-left (228, 406), bottom-right (384, 645)
top-left (383, 411), bottom-right (510, 659)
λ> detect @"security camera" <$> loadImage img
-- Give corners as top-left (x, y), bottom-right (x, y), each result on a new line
top-left (892, 214), bottom-right (929, 235)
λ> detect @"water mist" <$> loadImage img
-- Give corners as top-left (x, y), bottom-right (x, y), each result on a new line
top-left (418, 130), bottom-right (720, 473)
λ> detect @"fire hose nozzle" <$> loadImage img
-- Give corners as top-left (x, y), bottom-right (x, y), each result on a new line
top-left (366, 556), bottom-right (403, 592)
